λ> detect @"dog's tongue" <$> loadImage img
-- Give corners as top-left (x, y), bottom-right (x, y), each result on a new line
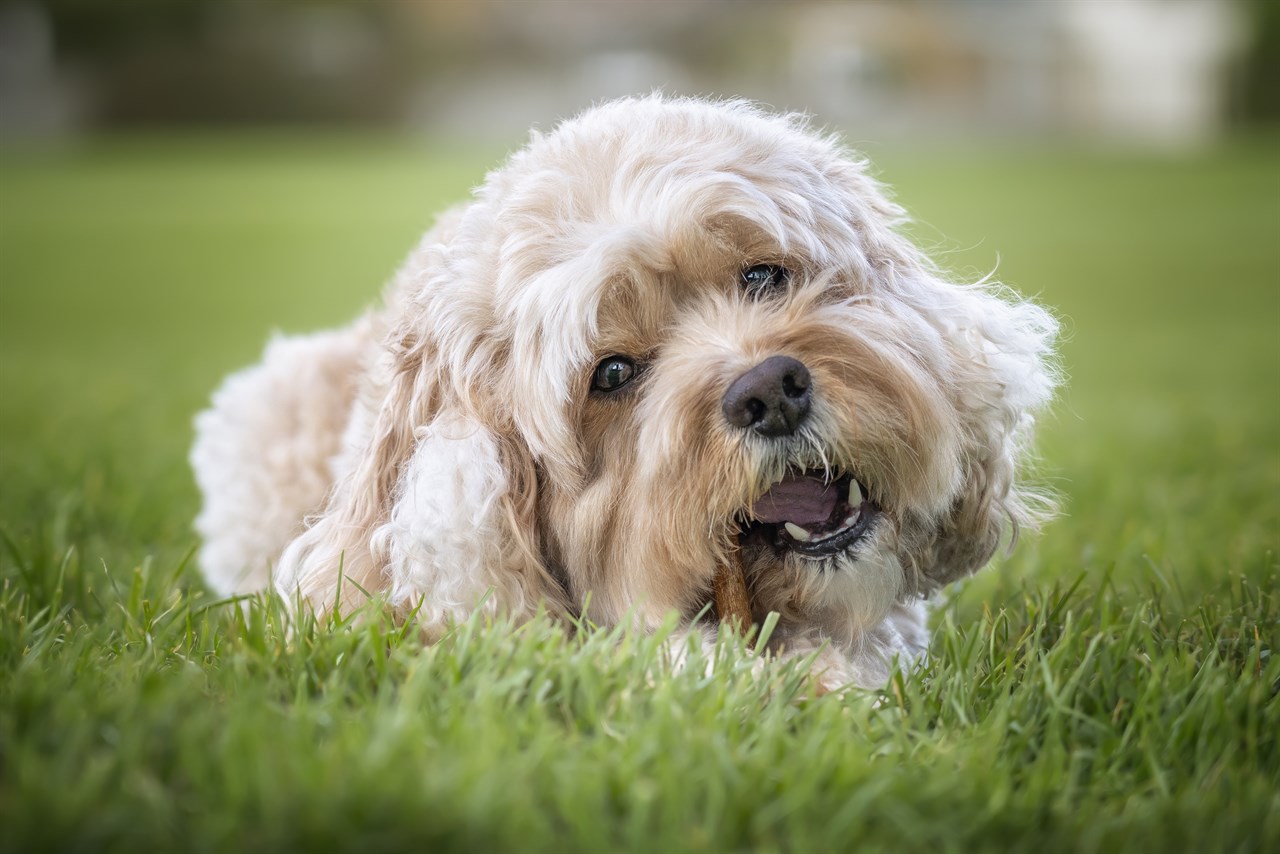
top-left (751, 473), bottom-right (838, 525)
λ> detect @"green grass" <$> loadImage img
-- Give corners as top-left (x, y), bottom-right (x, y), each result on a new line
top-left (1, 132), bottom-right (1277, 852)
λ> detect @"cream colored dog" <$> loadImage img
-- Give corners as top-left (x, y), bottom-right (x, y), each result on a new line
top-left (191, 96), bottom-right (1057, 689)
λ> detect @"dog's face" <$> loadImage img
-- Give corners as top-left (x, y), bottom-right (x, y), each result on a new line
top-left (283, 97), bottom-right (1056, 646)
top-left (383, 97), bottom-right (1057, 637)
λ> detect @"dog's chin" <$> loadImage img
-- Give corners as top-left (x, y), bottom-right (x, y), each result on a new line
top-left (738, 468), bottom-right (885, 565)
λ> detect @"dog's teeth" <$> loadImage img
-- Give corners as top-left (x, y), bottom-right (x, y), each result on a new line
top-left (784, 522), bottom-right (812, 542)
top-left (849, 480), bottom-right (864, 507)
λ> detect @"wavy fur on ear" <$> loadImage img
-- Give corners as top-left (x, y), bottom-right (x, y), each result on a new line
top-left (911, 278), bottom-right (1059, 589)
top-left (273, 225), bottom-right (569, 629)
top-left (816, 150), bottom-right (1060, 591)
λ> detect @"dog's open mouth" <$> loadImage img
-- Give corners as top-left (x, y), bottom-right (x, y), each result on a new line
top-left (740, 469), bottom-right (881, 558)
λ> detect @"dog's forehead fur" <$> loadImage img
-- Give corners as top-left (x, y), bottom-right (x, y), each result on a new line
top-left (487, 97), bottom-right (901, 301)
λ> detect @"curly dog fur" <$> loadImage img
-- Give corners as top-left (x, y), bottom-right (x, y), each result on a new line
top-left (192, 96), bottom-right (1058, 689)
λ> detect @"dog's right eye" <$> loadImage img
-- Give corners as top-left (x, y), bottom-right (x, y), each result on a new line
top-left (741, 264), bottom-right (790, 296)
top-left (591, 356), bottom-right (637, 393)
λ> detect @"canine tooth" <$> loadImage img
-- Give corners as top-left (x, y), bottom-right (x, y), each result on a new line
top-left (784, 522), bottom-right (812, 542)
top-left (849, 480), bottom-right (864, 506)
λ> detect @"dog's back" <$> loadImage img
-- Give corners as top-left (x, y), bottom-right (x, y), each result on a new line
top-left (191, 209), bottom-right (463, 600)
top-left (190, 323), bottom-right (369, 596)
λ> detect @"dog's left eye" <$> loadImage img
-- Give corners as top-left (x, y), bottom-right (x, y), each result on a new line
top-left (741, 264), bottom-right (790, 295)
top-left (592, 356), bottom-right (637, 393)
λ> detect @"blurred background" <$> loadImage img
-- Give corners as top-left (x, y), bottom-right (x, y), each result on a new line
top-left (2, 6), bottom-right (1277, 846)
top-left (0, 0), bottom-right (1276, 594)
top-left (1, 0), bottom-right (1275, 144)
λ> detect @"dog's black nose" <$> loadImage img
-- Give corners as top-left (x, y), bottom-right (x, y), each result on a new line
top-left (722, 355), bottom-right (812, 437)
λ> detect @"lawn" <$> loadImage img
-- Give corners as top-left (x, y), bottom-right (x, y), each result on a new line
top-left (1, 131), bottom-right (1277, 852)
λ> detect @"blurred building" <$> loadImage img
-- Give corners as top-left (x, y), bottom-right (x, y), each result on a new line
top-left (0, 0), bottom-right (1261, 146)
top-left (787, 0), bottom-right (1245, 145)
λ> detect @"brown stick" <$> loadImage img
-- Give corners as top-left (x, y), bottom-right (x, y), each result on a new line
top-left (712, 545), bottom-right (752, 631)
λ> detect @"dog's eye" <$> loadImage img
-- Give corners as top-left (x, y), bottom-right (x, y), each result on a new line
top-left (591, 356), bottom-right (637, 393)
top-left (741, 264), bottom-right (790, 295)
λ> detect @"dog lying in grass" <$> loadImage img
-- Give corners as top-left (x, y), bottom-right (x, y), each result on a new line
top-left (192, 95), bottom-right (1058, 690)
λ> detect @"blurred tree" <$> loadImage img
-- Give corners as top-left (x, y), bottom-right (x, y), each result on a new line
top-left (1237, 0), bottom-right (1280, 121)
top-left (38, 0), bottom-right (216, 59)
top-left (29, 0), bottom-right (411, 125)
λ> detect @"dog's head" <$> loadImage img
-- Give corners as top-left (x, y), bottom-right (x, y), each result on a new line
top-left (283, 97), bottom-right (1058, 639)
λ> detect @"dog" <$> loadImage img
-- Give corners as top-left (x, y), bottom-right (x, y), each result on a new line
top-left (191, 96), bottom-right (1058, 690)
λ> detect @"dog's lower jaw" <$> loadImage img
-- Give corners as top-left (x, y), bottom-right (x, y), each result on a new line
top-left (744, 518), bottom-right (906, 627)
top-left (815, 548), bottom-right (908, 631)
top-left (733, 527), bottom-right (924, 690)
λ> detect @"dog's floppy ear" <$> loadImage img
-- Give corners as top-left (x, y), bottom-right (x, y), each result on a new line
top-left (275, 228), bottom-right (568, 630)
top-left (375, 394), bottom-right (568, 634)
top-left (912, 277), bottom-right (1059, 589)
top-left (818, 146), bottom-right (1058, 589)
